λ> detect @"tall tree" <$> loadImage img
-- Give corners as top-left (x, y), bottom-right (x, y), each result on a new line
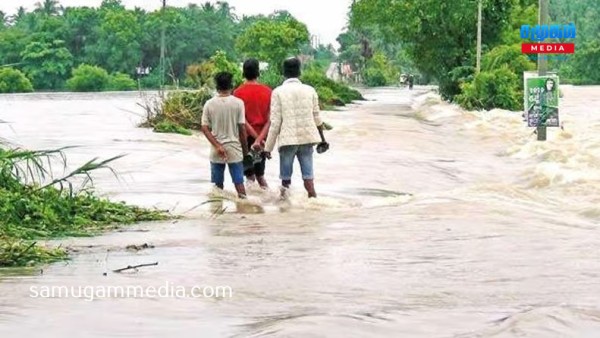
top-left (350, 0), bottom-right (515, 99)
top-left (236, 15), bottom-right (310, 69)
top-left (21, 40), bottom-right (73, 89)
top-left (34, 0), bottom-right (61, 16)
top-left (85, 7), bottom-right (141, 74)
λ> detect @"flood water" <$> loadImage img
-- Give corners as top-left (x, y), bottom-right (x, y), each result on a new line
top-left (1, 86), bottom-right (600, 337)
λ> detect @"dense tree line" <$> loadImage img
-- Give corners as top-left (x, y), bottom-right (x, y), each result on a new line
top-left (346, 0), bottom-right (600, 109)
top-left (0, 0), bottom-right (315, 92)
top-left (550, 0), bottom-right (600, 84)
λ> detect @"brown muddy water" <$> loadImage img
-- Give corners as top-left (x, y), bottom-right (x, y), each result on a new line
top-left (1, 86), bottom-right (600, 337)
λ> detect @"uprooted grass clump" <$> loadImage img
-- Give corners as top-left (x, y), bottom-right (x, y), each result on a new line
top-left (0, 147), bottom-right (170, 267)
top-left (138, 87), bottom-right (213, 136)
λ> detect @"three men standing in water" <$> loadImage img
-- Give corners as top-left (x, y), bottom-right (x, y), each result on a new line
top-left (201, 57), bottom-right (328, 199)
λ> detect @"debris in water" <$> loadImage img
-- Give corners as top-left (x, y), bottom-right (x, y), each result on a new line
top-left (125, 243), bottom-right (155, 252)
top-left (112, 262), bottom-right (159, 273)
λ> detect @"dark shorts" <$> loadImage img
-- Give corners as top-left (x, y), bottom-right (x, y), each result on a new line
top-left (245, 136), bottom-right (266, 177)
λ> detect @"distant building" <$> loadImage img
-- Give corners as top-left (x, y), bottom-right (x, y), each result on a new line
top-left (310, 35), bottom-right (321, 49)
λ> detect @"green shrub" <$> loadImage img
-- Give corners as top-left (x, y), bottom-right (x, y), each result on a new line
top-left (140, 87), bottom-right (213, 134)
top-left (363, 67), bottom-right (388, 87)
top-left (108, 72), bottom-right (137, 91)
top-left (153, 121), bottom-right (192, 135)
top-left (482, 44), bottom-right (535, 90)
top-left (448, 66), bottom-right (476, 86)
top-left (139, 69), bottom-right (163, 89)
top-left (211, 50), bottom-right (243, 88)
top-left (456, 66), bottom-right (521, 111)
top-left (0, 147), bottom-right (170, 267)
top-left (260, 67), bottom-right (284, 89)
top-left (184, 62), bottom-right (216, 88)
top-left (0, 68), bottom-right (34, 93)
top-left (363, 52), bottom-right (400, 87)
top-left (66, 64), bottom-right (110, 92)
top-left (561, 41), bottom-right (600, 85)
top-left (185, 50), bottom-right (242, 89)
top-left (316, 86), bottom-right (336, 103)
top-left (301, 65), bottom-right (364, 104)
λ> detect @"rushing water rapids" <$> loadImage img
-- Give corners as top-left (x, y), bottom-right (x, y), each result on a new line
top-left (1, 86), bottom-right (600, 337)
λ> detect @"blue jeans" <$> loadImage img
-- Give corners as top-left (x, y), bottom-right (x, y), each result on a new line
top-left (211, 162), bottom-right (244, 188)
top-left (279, 144), bottom-right (314, 181)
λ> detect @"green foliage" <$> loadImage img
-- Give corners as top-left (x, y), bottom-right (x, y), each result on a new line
top-left (153, 121), bottom-right (193, 136)
top-left (184, 50), bottom-right (241, 89)
top-left (0, 68), bottom-right (34, 93)
top-left (140, 3), bottom-right (238, 81)
top-left (456, 67), bottom-right (521, 111)
top-left (140, 87), bottom-right (213, 135)
top-left (0, 28), bottom-right (30, 66)
top-left (482, 44), bottom-right (535, 90)
top-left (300, 65), bottom-right (364, 107)
top-left (185, 62), bottom-right (215, 88)
top-left (546, 0), bottom-right (600, 83)
top-left (363, 52), bottom-right (400, 87)
top-left (561, 41), bottom-right (600, 84)
top-left (500, 2), bottom-right (538, 45)
top-left (448, 66), bottom-right (476, 86)
top-left (259, 67), bottom-right (284, 89)
top-left (85, 7), bottom-right (142, 74)
top-left (0, 147), bottom-right (170, 267)
top-left (454, 43), bottom-right (534, 112)
top-left (363, 67), bottom-right (387, 87)
top-left (0, 239), bottom-right (67, 267)
top-left (21, 40), bottom-right (73, 90)
top-left (350, 0), bottom-right (515, 100)
top-left (210, 50), bottom-right (243, 87)
top-left (315, 86), bottom-right (336, 103)
top-left (0, 1), bottom-right (241, 90)
top-left (107, 72), bottom-right (137, 91)
top-left (66, 64), bottom-right (109, 92)
top-left (336, 30), bottom-right (364, 72)
top-left (313, 44), bottom-right (336, 63)
top-left (236, 16), bottom-right (310, 69)
top-left (139, 69), bottom-right (163, 89)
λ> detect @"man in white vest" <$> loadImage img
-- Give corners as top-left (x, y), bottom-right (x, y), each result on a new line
top-left (264, 57), bottom-right (328, 198)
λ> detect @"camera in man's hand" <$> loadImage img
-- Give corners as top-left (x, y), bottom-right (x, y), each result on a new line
top-left (316, 142), bottom-right (329, 154)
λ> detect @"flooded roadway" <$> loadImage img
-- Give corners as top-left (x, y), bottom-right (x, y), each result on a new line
top-left (1, 86), bottom-right (600, 337)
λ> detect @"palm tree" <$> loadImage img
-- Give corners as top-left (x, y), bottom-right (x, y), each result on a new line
top-left (8, 7), bottom-right (27, 26)
top-left (0, 11), bottom-right (7, 27)
top-left (201, 2), bottom-right (216, 13)
top-left (34, 0), bottom-right (61, 16)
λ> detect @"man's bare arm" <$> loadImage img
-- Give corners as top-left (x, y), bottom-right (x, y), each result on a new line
top-left (239, 124), bottom-right (249, 156)
top-left (255, 121), bottom-right (271, 146)
top-left (245, 123), bottom-right (259, 139)
top-left (201, 125), bottom-right (227, 161)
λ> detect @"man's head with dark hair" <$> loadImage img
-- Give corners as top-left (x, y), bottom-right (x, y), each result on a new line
top-left (215, 72), bottom-right (233, 92)
top-left (243, 59), bottom-right (260, 81)
top-left (282, 57), bottom-right (301, 79)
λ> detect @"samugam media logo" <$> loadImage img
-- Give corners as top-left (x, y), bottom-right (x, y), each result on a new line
top-left (520, 23), bottom-right (576, 54)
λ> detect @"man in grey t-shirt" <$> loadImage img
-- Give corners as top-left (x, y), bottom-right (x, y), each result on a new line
top-left (201, 72), bottom-right (249, 198)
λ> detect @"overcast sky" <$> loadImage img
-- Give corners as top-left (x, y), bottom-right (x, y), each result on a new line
top-left (0, 0), bottom-right (352, 46)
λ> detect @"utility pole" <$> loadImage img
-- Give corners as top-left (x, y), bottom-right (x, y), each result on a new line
top-left (476, 0), bottom-right (482, 74)
top-left (537, 0), bottom-right (549, 141)
top-left (159, 0), bottom-right (166, 90)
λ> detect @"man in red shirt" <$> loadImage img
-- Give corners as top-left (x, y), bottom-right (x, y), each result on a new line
top-left (233, 59), bottom-right (272, 188)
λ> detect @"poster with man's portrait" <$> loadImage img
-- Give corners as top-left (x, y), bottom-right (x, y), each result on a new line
top-left (524, 74), bottom-right (560, 128)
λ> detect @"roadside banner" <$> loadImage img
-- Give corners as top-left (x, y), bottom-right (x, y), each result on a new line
top-left (524, 72), bottom-right (560, 127)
